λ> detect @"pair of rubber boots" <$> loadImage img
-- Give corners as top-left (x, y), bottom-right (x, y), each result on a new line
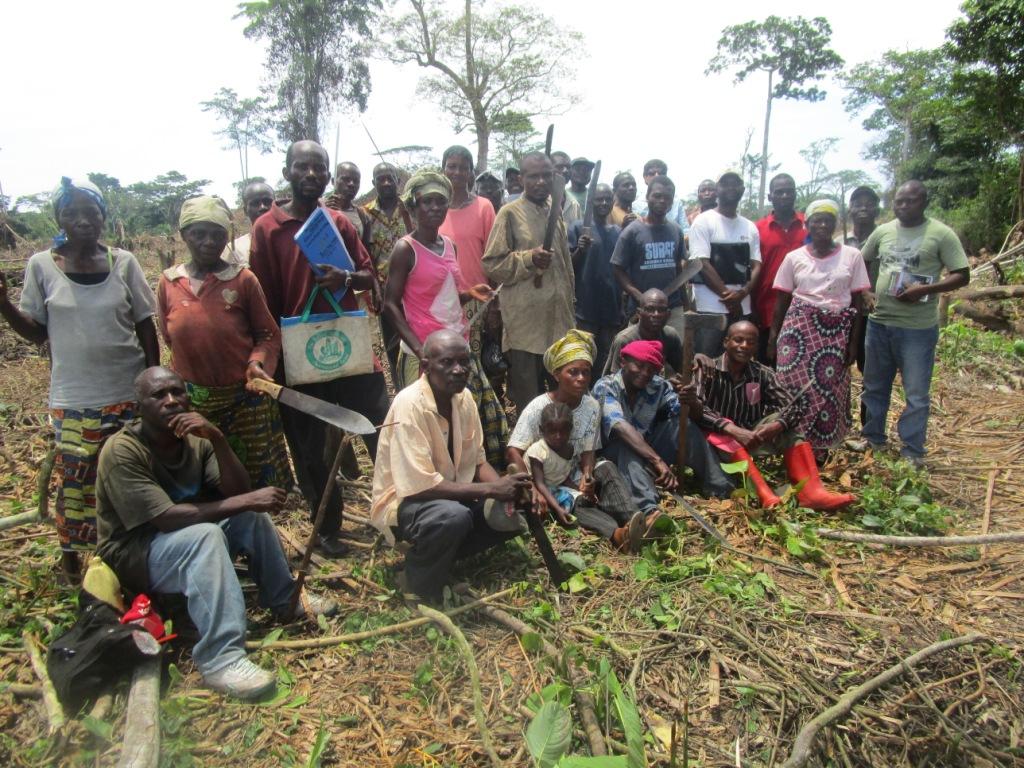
top-left (729, 442), bottom-right (855, 511)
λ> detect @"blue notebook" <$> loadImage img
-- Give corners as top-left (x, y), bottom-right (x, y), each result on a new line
top-left (294, 207), bottom-right (356, 301)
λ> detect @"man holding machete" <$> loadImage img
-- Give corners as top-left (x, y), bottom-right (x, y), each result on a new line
top-left (95, 367), bottom-right (338, 701)
top-left (249, 140), bottom-right (390, 558)
top-left (370, 330), bottom-right (533, 603)
top-left (592, 340), bottom-right (733, 515)
top-left (482, 151), bottom-right (575, 415)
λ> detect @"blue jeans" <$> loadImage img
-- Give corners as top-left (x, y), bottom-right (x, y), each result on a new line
top-left (147, 512), bottom-right (294, 675)
top-left (861, 319), bottom-right (938, 459)
top-left (601, 418), bottom-right (733, 512)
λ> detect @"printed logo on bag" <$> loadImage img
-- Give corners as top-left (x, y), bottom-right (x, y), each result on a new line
top-left (305, 329), bottom-right (351, 371)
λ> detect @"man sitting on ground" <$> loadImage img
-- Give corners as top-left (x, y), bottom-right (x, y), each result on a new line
top-left (370, 329), bottom-right (533, 602)
top-left (593, 340), bottom-right (732, 514)
top-left (604, 288), bottom-right (683, 376)
top-left (680, 321), bottom-right (855, 510)
top-left (95, 367), bottom-right (336, 701)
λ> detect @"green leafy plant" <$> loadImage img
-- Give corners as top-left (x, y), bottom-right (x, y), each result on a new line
top-left (853, 455), bottom-right (952, 535)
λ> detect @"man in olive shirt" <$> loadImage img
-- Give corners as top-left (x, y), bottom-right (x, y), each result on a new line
top-left (96, 367), bottom-right (335, 700)
top-left (859, 181), bottom-right (969, 465)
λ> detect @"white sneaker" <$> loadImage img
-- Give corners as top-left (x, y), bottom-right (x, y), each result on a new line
top-left (204, 658), bottom-right (276, 701)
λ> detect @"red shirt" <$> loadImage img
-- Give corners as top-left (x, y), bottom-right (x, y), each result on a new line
top-left (157, 264), bottom-right (280, 386)
top-left (249, 202), bottom-right (375, 321)
top-left (754, 211), bottom-right (806, 329)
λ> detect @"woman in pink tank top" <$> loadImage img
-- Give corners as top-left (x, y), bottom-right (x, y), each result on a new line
top-left (384, 169), bottom-right (511, 467)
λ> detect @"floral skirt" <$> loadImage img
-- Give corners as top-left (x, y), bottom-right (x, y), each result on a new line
top-left (186, 381), bottom-right (293, 489)
top-left (775, 298), bottom-right (855, 450)
top-left (51, 401), bottom-right (135, 551)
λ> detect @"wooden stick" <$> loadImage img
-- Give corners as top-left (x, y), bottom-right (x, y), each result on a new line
top-left (24, 632), bottom-right (63, 735)
top-left (981, 470), bottom-right (997, 558)
top-left (246, 587), bottom-right (515, 650)
top-left (816, 529), bottom-right (1024, 547)
top-left (37, 447), bottom-right (56, 520)
top-left (117, 656), bottom-right (161, 768)
top-left (418, 605), bottom-right (504, 768)
top-left (473, 602), bottom-right (607, 757)
top-left (288, 435), bottom-right (351, 619)
top-left (781, 633), bottom-right (986, 768)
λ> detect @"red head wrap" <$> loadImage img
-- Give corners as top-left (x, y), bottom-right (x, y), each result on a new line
top-left (620, 339), bottom-right (664, 369)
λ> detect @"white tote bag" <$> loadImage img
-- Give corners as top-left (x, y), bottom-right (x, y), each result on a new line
top-left (280, 287), bottom-right (374, 385)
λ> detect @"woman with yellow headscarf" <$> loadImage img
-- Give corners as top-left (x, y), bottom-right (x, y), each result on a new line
top-left (506, 330), bottom-right (649, 553)
top-left (768, 199), bottom-right (872, 457)
top-left (383, 169), bottom-right (509, 467)
top-left (156, 195), bottom-right (291, 488)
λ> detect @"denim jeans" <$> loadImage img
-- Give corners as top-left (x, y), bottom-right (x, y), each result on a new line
top-left (861, 319), bottom-right (939, 459)
top-left (147, 512), bottom-right (294, 675)
top-left (601, 418), bottom-right (733, 512)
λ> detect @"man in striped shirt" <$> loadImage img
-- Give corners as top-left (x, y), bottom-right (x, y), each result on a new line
top-left (679, 321), bottom-right (855, 511)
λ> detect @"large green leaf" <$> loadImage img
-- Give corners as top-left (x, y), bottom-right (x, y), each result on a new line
top-left (604, 668), bottom-right (647, 768)
top-left (558, 757), bottom-right (629, 767)
top-left (526, 701), bottom-right (573, 768)
top-left (719, 459), bottom-right (749, 475)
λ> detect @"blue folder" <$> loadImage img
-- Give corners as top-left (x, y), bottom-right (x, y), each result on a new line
top-left (294, 206), bottom-right (356, 302)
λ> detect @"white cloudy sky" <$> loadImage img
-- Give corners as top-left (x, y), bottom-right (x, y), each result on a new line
top-left (3, 0), bottom-right (963, 206)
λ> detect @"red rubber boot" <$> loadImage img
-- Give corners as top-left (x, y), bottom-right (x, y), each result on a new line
top-left (785, 442), bottom-right (856, 511)
top-left (729, 447), bottom-right (781, 508)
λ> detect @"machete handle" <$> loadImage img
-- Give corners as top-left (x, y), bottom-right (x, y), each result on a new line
top-left (249, 378), bottom-right (283, 399)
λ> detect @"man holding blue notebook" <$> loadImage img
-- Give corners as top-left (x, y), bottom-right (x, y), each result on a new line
top-left (249, 140), bottom-right (389, 556)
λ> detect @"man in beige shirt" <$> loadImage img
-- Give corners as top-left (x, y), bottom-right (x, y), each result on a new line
top-left (371, 330), bottom-right (531, 601)
top-left (482, 151), bottom-right (575, 415)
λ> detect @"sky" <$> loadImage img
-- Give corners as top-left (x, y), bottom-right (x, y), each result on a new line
top-left (3, 0), bottom-right (965, 208)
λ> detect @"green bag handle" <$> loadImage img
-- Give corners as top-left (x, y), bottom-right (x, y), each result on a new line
top-left (299, 285), bottom-right (346, 322)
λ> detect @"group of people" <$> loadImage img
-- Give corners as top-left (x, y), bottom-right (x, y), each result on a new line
top-left (0, 138), bottom-right (969, 701)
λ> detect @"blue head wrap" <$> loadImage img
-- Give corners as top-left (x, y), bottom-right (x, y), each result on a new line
top-left (51, 177), bottom-right (107, 247)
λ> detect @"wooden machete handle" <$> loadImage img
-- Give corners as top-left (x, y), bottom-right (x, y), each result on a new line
top-left (248, 378), bottom-right (283, 399)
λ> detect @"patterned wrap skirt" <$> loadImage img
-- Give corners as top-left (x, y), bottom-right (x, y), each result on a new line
top-left (185, 381), bottom-right (293, 489)
top-left (775, 298), bottom-right (856, 451)
top-left (51, 401), bottom-right (135, 551)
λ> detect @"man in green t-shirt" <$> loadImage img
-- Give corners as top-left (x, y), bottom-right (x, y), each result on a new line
top-left (859, 181), bottom-right (969, 465)
top-left (96, 367), bottom-right (337, 700)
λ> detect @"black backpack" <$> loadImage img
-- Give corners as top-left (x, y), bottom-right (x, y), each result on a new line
top-left (46, 594), bottom-right (160, 711)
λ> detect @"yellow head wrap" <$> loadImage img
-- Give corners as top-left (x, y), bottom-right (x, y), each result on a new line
top-left (805, 199), bottom-right (840, 220)
top-left (543, 329), bottom-right (597, 374)
top-left (401, 169), bottom-right (452, 209)
top-left (179, 195), bottom-right (232, 232)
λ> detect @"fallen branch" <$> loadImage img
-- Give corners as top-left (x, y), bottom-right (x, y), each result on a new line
top-left (957, 284), bottom-right (1024, 301)
top-left (37, 447), bottom-right (56, 520)
top-left (418, 604), bottom-right (504, 768)
top-left (817, 529), bottom-right (1024, 547)
top-left (473, 602), bottom-right (607, 757)
top-left (781, 633), bottom-right (986, 768)
top-left (2, 682), bottom-right (41, 698)
top-left (246, 587), bottom-right (515, 650)
top-left (117, 655), bottom-right (161, 768)
top-left (24, 633), bottom-right (63, 736)
top-left (0, 511), bottom-right (42, 532)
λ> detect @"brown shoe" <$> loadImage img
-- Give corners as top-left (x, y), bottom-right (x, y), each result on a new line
top-left (643, 510), bottom-right (666, 540)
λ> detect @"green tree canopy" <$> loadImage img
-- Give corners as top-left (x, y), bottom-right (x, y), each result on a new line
top-left (381, 0), bottom-right (581, 171)
top-left (201, 87), bottom-right (274, 184)
top-left (237, 0), bottom-right (382, 144)
top-left (706, 16), bottom-right (843, 210)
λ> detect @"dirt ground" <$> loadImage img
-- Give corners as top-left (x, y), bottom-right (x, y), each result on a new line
top-left (0, 244), bottom-right (1022, 767)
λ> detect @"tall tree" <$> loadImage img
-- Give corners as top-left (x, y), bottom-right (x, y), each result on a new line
top-left (382, 0), bottom-right (580, 171)
top-left (841, 49), bottom-right (951, 185)
top-left (706, 16), bottom-right (843, 210)
top-left (201, 87), bottom-right (274, 183)
top-left (237, 0), bottom-right (382, 143)
top-left (947, 0), bottom-right (1024, 221)
top-left (489, 111), bottom-right (541, 173)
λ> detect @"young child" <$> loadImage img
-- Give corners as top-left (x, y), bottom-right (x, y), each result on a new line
top-left (524, 402), bottom-right (591, 526)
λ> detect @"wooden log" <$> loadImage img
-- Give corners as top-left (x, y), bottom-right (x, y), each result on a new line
top-left (117, 656), bottom-right (161, 768)
top-left (957, 284), bottom-right (1024, 301)
top-left (24, 633), bottom-right (63, 735)
top-left (950, 301), bottom-right (1024, 336)
top-left (0, 511), bottom-right (41, 532)
top-left (817, 529), bottom-right (1024, 546)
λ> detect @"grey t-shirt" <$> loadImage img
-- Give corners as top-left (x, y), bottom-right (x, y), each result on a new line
top-left (96, 422), bottom-right (220, 592)
top-left (19, 248), bottom-right (155, 409)
top-left (610, 220), bottom-right (687, 313)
